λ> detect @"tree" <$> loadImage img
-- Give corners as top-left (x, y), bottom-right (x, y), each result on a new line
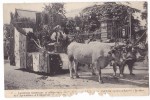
top-left (74, 16), bottom-right (82, 27)
top-left (141, 2), bottom-right (147, 28)
top-left (141, 2), bottom-right (147, 20)
top-left (43, 3), bottom-right (66, 28)
top-left (43, 3), bottom-right (65, 15)
top-left (32, 3), bottom-right (68, 48)
top-left (66, 18), bottom-right (76, 34)
top-left (80, 2), bottom-right (140, 30)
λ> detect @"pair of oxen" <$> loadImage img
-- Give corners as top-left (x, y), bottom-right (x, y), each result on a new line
top-left (67, 41), bottom-right (137, 84)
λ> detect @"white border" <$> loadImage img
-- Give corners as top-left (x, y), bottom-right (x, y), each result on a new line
top-left (0, 0), bottom-right (149, 100)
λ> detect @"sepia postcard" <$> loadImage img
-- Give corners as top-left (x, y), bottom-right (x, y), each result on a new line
top-left (3, 1), bottom-right (149, 97)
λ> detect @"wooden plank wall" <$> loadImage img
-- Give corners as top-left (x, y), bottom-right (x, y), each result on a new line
top-left (26, 53), bottom-right (33, 71)
top-left (14, 27), bottom-right (35, 69)
top-left (14, 28), bottom-right (21, 68)
top-left (27, 52), bottom-right (49, 73)
top-left (39, 52), bottom-right (48, 73)
top-left (32, 52), bottom-right (40, 72)
top-left (9, 25), bottom-right (15, 66)
top-left (19, 32), bottom-right (27, 69)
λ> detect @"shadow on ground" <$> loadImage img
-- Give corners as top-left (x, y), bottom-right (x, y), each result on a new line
top-left (15, 68), bottom-right (69, 77)
top-left (78, 73), bottom-right (148, 87)
top-left (13, 64), bottom-right (148, 88)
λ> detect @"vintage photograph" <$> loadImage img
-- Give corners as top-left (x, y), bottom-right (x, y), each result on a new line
top-left (3, 1), bottom-right (149, 97)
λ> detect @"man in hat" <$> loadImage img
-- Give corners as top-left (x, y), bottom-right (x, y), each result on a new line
top-left (50, 25), bottom-right (67, 52)
top-left (51, 25), bottom-right (66, 43)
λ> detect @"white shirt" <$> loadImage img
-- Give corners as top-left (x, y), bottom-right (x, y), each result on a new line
top-left (51, 31), bottom-right (67, 42)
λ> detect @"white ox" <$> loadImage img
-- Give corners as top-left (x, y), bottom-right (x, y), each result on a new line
top-left (67, 41), bottom-right (114, 83)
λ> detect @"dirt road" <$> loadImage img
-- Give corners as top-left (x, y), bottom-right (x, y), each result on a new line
top-left (4, 60), bottom-right (149, 90)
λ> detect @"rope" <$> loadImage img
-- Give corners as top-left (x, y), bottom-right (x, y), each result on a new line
top-left (31, 39), bottom-right (42, 49)
top-left (31, 38), bottom-right (51, 54)
top-left (133, 30), bottom-right (147, 46)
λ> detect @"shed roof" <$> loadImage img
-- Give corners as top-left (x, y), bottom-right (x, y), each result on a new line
top-left (15, 9), bottom-right (39, 23)
top-left (13, 9), bottom-right (41, 28)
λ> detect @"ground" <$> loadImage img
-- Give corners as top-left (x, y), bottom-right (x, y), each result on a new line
top-left (4, 60), bottom-right (149, 90)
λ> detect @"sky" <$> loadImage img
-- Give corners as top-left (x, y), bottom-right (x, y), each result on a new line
top-left (3, 2), bottom-right (146, 26)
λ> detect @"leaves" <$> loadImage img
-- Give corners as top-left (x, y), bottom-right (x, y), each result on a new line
top-left (42, 3), bottom-right (67, 29)
top-left (80, 2), bottom-right (141, 32)
top-left (43, 3), bottom-right (65, 15)
top-left (141, 2), bottom-right (147, 20)
top-left (81, 3), bottom-right (139, 20)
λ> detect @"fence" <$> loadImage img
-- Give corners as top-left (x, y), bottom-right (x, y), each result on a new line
top-left (112, 24), bottom-right (131, 42)
top-left (68, 24), bottom-right (131, 43)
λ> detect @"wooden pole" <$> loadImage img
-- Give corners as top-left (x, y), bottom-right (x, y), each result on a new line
top-left (129, 13), bottom-right (132, 42)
